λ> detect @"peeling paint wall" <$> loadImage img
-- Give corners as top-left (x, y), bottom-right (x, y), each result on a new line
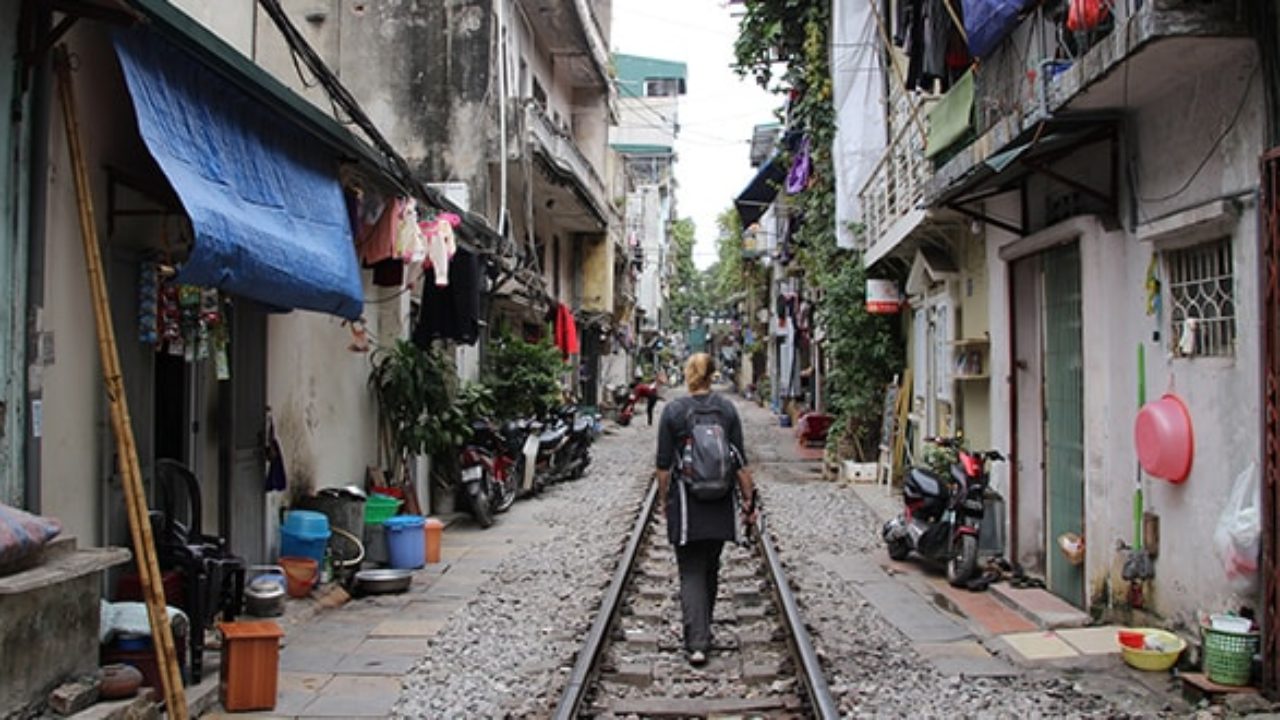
top-left (985, 47), bottom-right (1265, 624)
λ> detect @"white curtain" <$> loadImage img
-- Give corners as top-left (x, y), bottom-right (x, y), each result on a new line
top-left (831, 1), bottom-right (888, 249)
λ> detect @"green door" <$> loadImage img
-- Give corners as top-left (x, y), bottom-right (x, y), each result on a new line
top-left (1043, 243), bottom-right (1085, 607)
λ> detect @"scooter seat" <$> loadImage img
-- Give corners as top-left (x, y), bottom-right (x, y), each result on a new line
top-left (573, 416), bottom-right (593, 434)
top-left (904, 467), bottom-right (945, 500)
top-left (539, 426), bottom-right (567, 446)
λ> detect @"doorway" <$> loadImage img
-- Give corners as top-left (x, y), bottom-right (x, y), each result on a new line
top-left (1011, 243), bottom-right (1085, 608)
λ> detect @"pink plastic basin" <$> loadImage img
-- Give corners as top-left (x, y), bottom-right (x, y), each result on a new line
top-left (1134, 393), bottom-right (1193, 483)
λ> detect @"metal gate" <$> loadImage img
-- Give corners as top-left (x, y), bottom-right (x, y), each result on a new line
top-left (1261, 148), bottom-right (1280, 697)
top-left (1043, 242), bottom-right (1085, 608)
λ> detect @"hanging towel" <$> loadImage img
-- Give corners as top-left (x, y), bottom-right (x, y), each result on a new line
top-left (554, 303), bottom-right (580, 358)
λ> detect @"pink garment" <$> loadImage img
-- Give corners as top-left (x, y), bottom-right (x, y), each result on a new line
top-left (419, 215), bottom-right (459, 286)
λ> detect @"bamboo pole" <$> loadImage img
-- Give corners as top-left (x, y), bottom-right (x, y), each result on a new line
top-left (53, 46), bottom-right (189, 719)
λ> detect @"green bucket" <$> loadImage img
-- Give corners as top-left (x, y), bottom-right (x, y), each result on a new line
top-left (364, 493), bottom-right (403, 526)
top-left (1202, 625), bottom-right (1258, 686)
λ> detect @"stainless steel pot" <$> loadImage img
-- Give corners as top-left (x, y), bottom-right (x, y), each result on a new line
top-left (244, 566), bottom-right (287, 617)
top-left (354, 568), bottom-right (412, 594)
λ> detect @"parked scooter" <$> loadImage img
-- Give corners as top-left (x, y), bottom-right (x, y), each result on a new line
top-left (458, 419), bottom-right (518, 528)
top-left (615, 379), bottom-right (661, 426)
top-left (882, 435), bottom-right (1004, 586)
top-left (557, 405), bottom-right (600, 481)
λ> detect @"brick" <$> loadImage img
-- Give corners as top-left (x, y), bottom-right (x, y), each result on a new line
top-left (49, 678), bottom-right (99, 716)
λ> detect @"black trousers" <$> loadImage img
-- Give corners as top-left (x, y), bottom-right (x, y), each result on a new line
top-left (646, 395), bottom-right (659, 425)
top-left (675, 539), bottom-right (724, 652)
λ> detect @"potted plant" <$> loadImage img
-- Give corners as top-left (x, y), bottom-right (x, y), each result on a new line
top-left (368, 340), bottom-right (471, 509)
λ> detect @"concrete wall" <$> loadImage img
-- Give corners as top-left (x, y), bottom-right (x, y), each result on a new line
top-left (38, 28), bottom-right (159, 543)
top-left (581, 234), bottom-right (615, 312)
top-left (982, 51), bottom-right (1264, 623)
top-left (170, 0), bottom-right (254, 55)
top-left (613, 95), bottom-right (678, 149)
top-left (954, 233), bottom-right (991, 452)
top-left (266, 308), bottom-right (381, 497)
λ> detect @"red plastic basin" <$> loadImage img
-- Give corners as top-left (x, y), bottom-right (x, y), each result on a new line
top-left (1134, 393), bottom-right (1193, 483)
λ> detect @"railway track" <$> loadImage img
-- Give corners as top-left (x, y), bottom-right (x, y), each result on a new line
top-left (554, 482), bottom-right (839, 719)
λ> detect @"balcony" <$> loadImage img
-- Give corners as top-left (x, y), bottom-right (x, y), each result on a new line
top-left (927, 0), bottom-right (1249, 206)
top-left (516, 0), bottom-right (611, 91)
top-left (527, 101), bottom-right (612, 232)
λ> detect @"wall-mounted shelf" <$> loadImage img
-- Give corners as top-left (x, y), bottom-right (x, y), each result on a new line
top-left (952, 336), bottom-right (989, 380)
top-left (950, 338), bottom-right (990, 348)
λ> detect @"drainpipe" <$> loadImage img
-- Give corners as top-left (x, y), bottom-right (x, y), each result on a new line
top-left (23, 10), bottom-right (51, 514)
top-left (496, 0), bottom-right (508, 239)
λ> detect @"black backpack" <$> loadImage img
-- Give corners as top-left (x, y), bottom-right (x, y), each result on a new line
top-left (678, 402), bottom-right (737, 501)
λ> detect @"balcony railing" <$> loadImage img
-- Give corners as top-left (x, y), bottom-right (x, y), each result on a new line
top-left (526, 101), bottom-right (610, 220)
top-left (857, 89), bottom-right (935, 251)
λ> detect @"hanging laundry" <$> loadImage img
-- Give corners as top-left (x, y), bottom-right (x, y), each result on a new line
top-left (899, 0), bottom-right (957, 91)
top-left (265, 410), bottom-right (287, 492)
top-left (1067, 0), bottom-right (1109, 32)
top-left (412, 247), bottom-right (482, 346)
top-left (554, 303), bottom-right (580, 358)
top-left (785, 137), bottom-right (812, 194)
top-left (394, 198), bottom-right (425, 262)
top-left (356, 195), bottom-right (399, 266)
top-left (419, 212), bottom-right (460, 286)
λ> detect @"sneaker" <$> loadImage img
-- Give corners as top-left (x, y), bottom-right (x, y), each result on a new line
top-left (688, 649), bottom-right (707, 666)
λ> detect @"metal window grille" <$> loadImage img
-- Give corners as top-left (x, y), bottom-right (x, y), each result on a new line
top-left (1166, 238), bottom-right (1236, 357)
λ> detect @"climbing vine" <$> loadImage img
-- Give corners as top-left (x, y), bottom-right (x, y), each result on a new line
top-left (733, 0), bottom-right (902, 458)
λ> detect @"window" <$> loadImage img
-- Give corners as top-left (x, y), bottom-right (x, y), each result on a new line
top-left (644, 77), bottom-right (682, 97)
top-left (532, 79), bottom-right (547, 111)
top-left (1166, 237), bottom-right (1236, 357)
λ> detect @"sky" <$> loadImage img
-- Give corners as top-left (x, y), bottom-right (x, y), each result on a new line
top-left (610, 0), bottom-right (781, 269)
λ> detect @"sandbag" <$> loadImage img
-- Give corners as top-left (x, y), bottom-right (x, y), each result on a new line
top-left (0, 502), bottom-right (62, 569)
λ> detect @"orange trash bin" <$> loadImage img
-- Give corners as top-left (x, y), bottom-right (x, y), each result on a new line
top-left (425, 517), bottom-right (444, 564)
top-left (218, 620), bottom-right (284, 712)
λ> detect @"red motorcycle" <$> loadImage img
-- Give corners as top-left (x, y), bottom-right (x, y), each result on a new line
top-left (615, 379), bottom-right (661, 426)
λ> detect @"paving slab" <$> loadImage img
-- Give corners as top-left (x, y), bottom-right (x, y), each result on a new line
top-left (999, 630), bottom-right (1081, 661)
top-left (854, 578), bottom-right (972, 644)
top-left (1058, 625), bottom-right (1124, 655)
top-left (915, 641), bottom-right (1020, 677)
top-left (930, 579), bottom-right (1038, 636)
top-left (354, 637), bottom-right (432, 656)
top-left (297, 692), bottom-right (398, 717)
top-left (368, 618), bottom-right (447, 637)
top-left (332, 653), bottom-right (418, 675)
top-left (990, 584), bottom-right (1090, 629)
top-left (278, 645), bottom-right (345, 673)
top-left (278, 671), bottom-right (333, 693)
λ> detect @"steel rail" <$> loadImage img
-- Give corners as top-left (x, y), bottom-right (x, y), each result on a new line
top-left (553, 479), bottom-right (658, 720)
top-left (756, 514), bottom-right (841, 720)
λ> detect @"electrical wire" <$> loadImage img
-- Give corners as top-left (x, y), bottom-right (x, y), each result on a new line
top-left (1137, 64), bottom-right (1259, 205)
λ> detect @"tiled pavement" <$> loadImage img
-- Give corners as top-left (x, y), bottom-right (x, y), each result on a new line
top-left (192, 495), bottom-right (559, 719)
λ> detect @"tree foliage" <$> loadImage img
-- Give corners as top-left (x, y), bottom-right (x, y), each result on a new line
top-left (733, 0), bottom-right (902, 457)
top-left (481, 333), bottom-right (563, 420)
top-left (665, 217), bottom-right (713, 332)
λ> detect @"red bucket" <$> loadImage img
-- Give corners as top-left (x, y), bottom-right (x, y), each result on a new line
top-left (280, 556), bottom-right (317, 598)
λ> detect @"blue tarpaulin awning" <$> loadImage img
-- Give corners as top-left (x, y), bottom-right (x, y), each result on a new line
top-left (114, 29), bottom-right (364, 320)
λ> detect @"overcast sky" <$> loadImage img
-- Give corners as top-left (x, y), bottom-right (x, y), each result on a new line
top-left (610, 1), bottom-right (781, 269)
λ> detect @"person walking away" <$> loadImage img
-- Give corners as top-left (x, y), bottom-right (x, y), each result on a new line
top-left (655, 353), bottom-right (758, 666)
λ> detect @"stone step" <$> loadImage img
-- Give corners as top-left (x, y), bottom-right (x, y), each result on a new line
top-left (989, 583), bottom-right (1090, 630)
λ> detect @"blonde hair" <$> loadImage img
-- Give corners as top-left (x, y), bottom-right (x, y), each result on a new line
top-left (685, 353), bottom-right (715, 393)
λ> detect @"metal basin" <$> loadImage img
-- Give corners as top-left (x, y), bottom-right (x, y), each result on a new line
top-left (354, 568), bottom-right (413, 594)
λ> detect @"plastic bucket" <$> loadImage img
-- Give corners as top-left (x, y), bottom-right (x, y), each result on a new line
top-left (365, 494), bottom-right (402, 525)
top-left (425, 518), bottom-right (444, 564)
top-left (385, 515), bottom-right (425, 569)
top-left (280, 556), bottom-right (318, 598)
top-left (281, 510), bottom-right (331, 566)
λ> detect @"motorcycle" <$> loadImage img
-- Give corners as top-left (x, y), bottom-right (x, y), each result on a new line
top-left (882, 435), bottom-right (1004, 587)
top-left (558, 405), bottom-right (600, 481)
top-left (458, 419), bottom-right (519, 528)
top-left (615, 380), bottom-right (660, 427)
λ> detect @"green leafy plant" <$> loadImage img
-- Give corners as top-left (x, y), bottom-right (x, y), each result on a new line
top-left (922, 442), bottom-right (960, 478)
top-left (456, 382), bottom-right (495, 421)
top-left (368, 340), bottom-right (471, 481)
top-left (482, 334), bottom-right (563, 420)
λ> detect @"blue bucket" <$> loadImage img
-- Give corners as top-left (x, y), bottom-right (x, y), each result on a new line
top-left (385, 515), bottom-right (425, 569)
top-left (281, 510), bottom-right (330, 566)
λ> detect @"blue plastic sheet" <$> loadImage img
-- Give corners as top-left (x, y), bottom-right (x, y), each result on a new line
top-left (962, 0), bottom-right (1031, 60)
top-left (114, 29), bottom-right (363, 320)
